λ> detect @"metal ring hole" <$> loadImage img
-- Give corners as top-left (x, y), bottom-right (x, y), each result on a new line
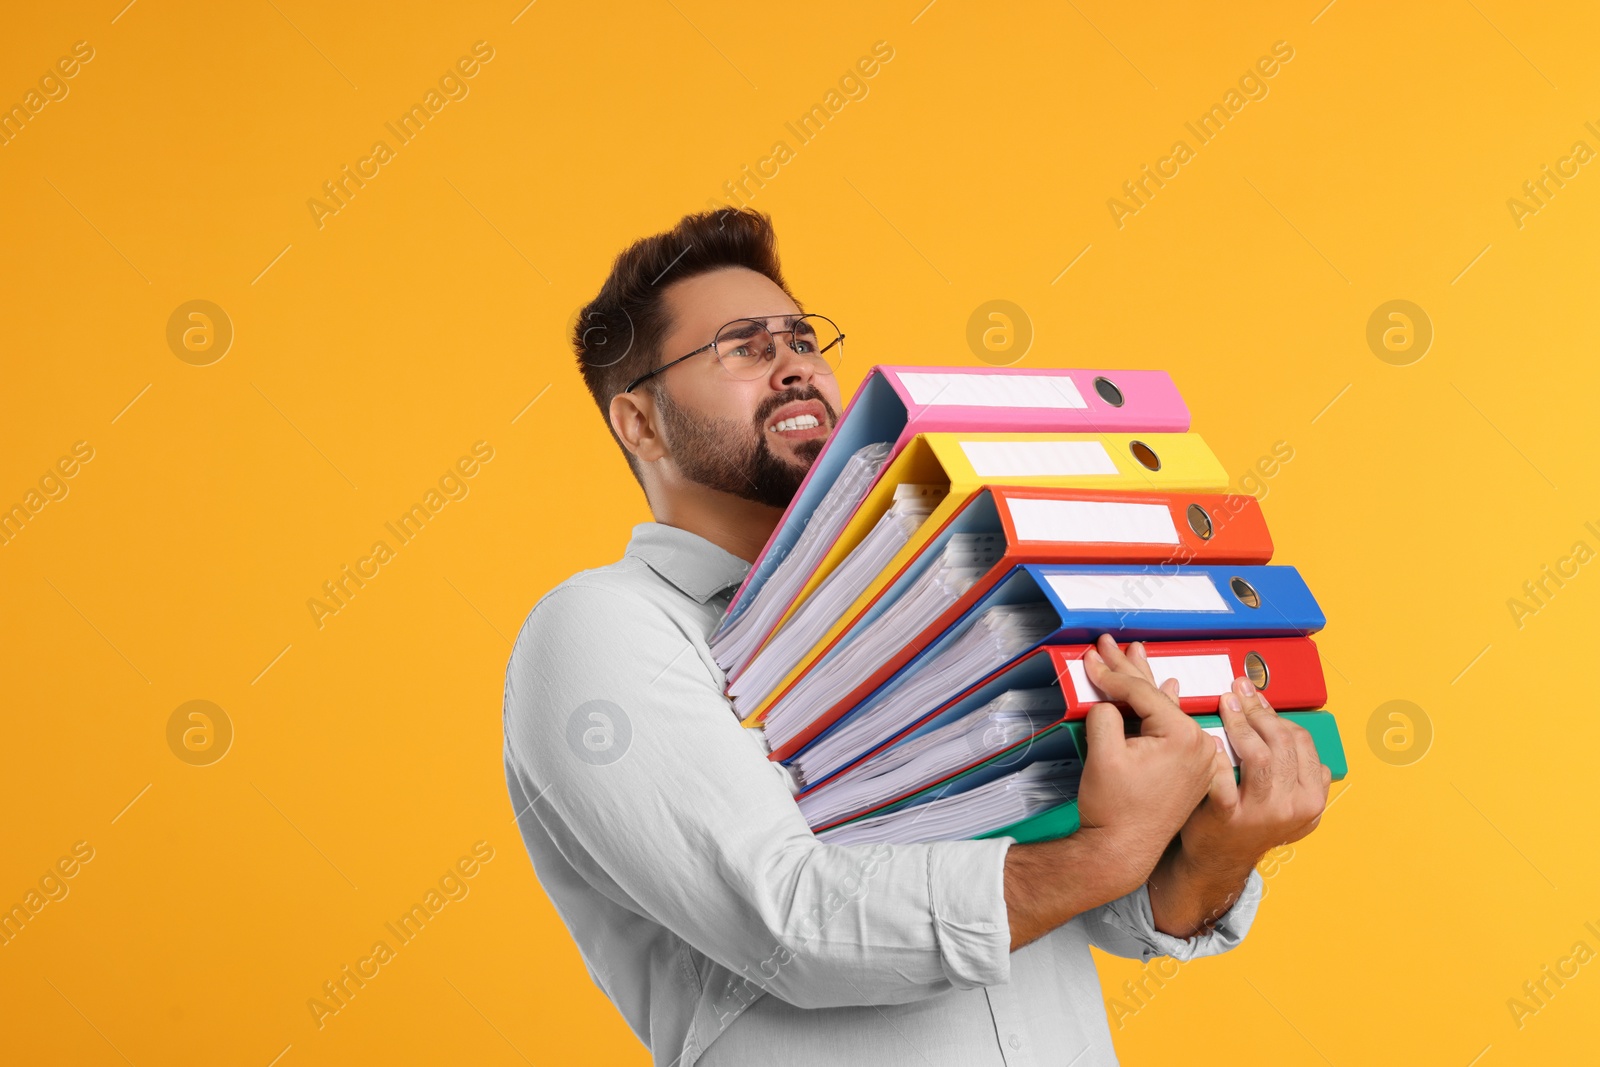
top-left (1130, 440), bottom-right (1161, 471)
top-left (1230, 576), bottom-right (1261, 608)
top-left (1093, 376), bottom-right (1125, 407)
top-left (1244, 651), bottom-right (1269, 689)
top-left (1186, 504), bottom-right (1214, 540)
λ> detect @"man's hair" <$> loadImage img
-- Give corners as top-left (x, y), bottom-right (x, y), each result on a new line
top-left (572, 207), bottom-right (797, 486)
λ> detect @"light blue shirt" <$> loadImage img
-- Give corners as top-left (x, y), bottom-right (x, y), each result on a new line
top-left (503, 521), bottom-right (1264, 1066)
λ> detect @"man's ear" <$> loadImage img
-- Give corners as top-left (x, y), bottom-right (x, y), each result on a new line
top-left (610, 390), bottom-right (668, 465)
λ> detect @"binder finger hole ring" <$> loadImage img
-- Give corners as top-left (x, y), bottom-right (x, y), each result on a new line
top-left (1093, 376), bottom-right (1125, 406)
top-left (1229, 576), bottom-right (1261, 608)
top-left (1185, 504), bottom-right (1214, 540)
top-left (1244, 651), bottom-right (1270, 689)
top-left (1129, 440), bottom-right (1161, 470)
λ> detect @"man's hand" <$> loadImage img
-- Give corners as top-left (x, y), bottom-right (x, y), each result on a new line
top-left (1002, 634), bottom-right (1333, 951)
top-left (1003, 634), bottom-right (1219, 951)
top-left (1176, 674), bottom-right (1332, 874)
top-left (1121, 649), bottom-right (1334, 939)
top-left (1073, 634), bottom-right (1220, 896)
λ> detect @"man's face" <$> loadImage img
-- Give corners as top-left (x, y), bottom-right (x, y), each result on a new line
top-left (648, 267), bottom-right (843, 508)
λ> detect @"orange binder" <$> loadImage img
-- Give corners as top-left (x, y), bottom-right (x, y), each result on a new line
top-left (736, 486), bottom-right (1274, 737)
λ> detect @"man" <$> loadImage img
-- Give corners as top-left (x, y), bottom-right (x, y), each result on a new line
top-left (502, 208), bottom-right (1331, 1066)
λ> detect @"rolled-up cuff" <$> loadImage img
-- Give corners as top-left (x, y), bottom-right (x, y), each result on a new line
top-left (926, 837), bottom-right (1014, 988)
top-left (1114, 864), bottom-right (1265, 963)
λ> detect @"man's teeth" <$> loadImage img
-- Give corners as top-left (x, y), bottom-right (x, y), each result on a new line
top-left (769, 414), bottom-right (820, 432)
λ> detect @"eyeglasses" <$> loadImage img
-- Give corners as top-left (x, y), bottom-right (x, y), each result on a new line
top-left (623, 314), bottom-right (845, 393)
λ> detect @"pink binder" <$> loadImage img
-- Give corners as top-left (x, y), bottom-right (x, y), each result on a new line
top-left (715, 365), bottom-right (1191, 639)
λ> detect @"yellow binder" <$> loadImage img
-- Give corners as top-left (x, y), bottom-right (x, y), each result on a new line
top-left (737, 431), bottom-right (1230, 726)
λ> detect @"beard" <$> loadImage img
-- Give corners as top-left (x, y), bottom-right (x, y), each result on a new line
top-left (654, 384), bottom-right (837, 509)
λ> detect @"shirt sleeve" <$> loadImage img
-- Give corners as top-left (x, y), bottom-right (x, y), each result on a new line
top-left (1078, 866), bottom-right (1264, 963)
top-left (502, 582), bottom-right (1015, 1010)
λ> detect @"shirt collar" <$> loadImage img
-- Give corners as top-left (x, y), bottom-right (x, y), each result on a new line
top-left (626, 522), bottom-right (753, 604)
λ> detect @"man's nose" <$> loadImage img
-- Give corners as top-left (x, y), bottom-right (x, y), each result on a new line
top-left (767, 336), bottom-right (816, 391)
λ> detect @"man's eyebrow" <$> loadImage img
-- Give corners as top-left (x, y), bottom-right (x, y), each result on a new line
top-left (718, 319), bottom-right (767, 339)
top-left (719, 314), bottom-right (800, 336)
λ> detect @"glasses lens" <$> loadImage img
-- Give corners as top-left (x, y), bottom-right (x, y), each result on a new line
top-left (794, 315), bottom-right (843, 375)
top-left (714, 319), bottom-right (773, 379)
top-left (714, 316), bottom-right (844, 380)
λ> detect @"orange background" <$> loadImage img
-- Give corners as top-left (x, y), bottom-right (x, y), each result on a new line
top-left (2, 1), bottom-right (1596, 1064)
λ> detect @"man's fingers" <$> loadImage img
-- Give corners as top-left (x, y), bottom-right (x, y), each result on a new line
top-left (1219, 689), bottom-right (1271, 784)
top-left (1083, 701), bottom-right (1129, 759)
top-left (1083, 647), bottom-right (1146, 704)
top-left (1092, 635), bottom-right (1140, 676)
top-left (1084, 645), bottom-right (1189, 730)
top-left (1235, 681), bottom-right (1299, 787)
top-left (1125, 639), bottom-right (1160, 685)
top-left (1205, 744), bottom-right (1239, 810)
top-left (1288, 718), bottom-right (1324, 790)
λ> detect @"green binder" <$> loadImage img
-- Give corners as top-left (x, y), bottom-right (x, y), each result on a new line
top-left (828, 711), bottom-right (1347, 846)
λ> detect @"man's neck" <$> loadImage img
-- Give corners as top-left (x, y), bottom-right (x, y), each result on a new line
top-left (649, 483), bottom-right (785, 564)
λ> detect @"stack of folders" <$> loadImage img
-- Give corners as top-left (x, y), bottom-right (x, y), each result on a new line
top-left (710, 366), bottom-right (1348, 846)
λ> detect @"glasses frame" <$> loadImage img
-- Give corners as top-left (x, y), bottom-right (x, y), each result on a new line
top-left (622, 313), bottom-right (845, 394)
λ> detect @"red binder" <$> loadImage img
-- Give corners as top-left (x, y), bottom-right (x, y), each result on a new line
top-left (1047, 636), bottom-right (1327, 718)
top-left (800, 637), bottom-right (1328, 827)
top-left (764, 486), bottom-right (1276, 762)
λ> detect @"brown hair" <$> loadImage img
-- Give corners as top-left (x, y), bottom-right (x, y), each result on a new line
top-left (572, 207), bottom-right (797, 485)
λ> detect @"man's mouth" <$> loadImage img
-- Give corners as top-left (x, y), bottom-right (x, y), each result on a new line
top-left (763, 399), bottom-right (831, 442)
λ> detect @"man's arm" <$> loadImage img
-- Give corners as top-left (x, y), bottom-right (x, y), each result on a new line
top-left (505, 582), bottom-right (1017, 1011)
top-left (1145, 837), bottom-right (1257, 940)
top-left (1004, 828), bottom-right (1190, 953)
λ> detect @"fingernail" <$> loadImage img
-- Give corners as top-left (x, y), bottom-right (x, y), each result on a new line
top-left (1222, 693), bottom-right (1239, 713)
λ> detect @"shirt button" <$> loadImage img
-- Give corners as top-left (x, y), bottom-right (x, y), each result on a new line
top-left (1008, 1033), bottom-right (1021, 1050)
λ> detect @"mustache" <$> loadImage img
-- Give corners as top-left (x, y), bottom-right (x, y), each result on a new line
top-left (753, 386), bottom-right (837, 430)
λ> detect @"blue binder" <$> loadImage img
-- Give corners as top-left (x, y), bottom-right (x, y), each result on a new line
top-left (785, 563), bottom-right (1324, 779)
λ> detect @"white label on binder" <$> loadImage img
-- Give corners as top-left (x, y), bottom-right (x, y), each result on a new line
top-left (1043, 572), bottom-right (1230, 612)
top-left (961, 440), bottom-right (1117, 478)
top-left (1065, 653), bottom-right (1235, 703)
top-left (898, 372), bottom-right (1088, 409)
top-left (1009, 499), bottom-right (1180, 544)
